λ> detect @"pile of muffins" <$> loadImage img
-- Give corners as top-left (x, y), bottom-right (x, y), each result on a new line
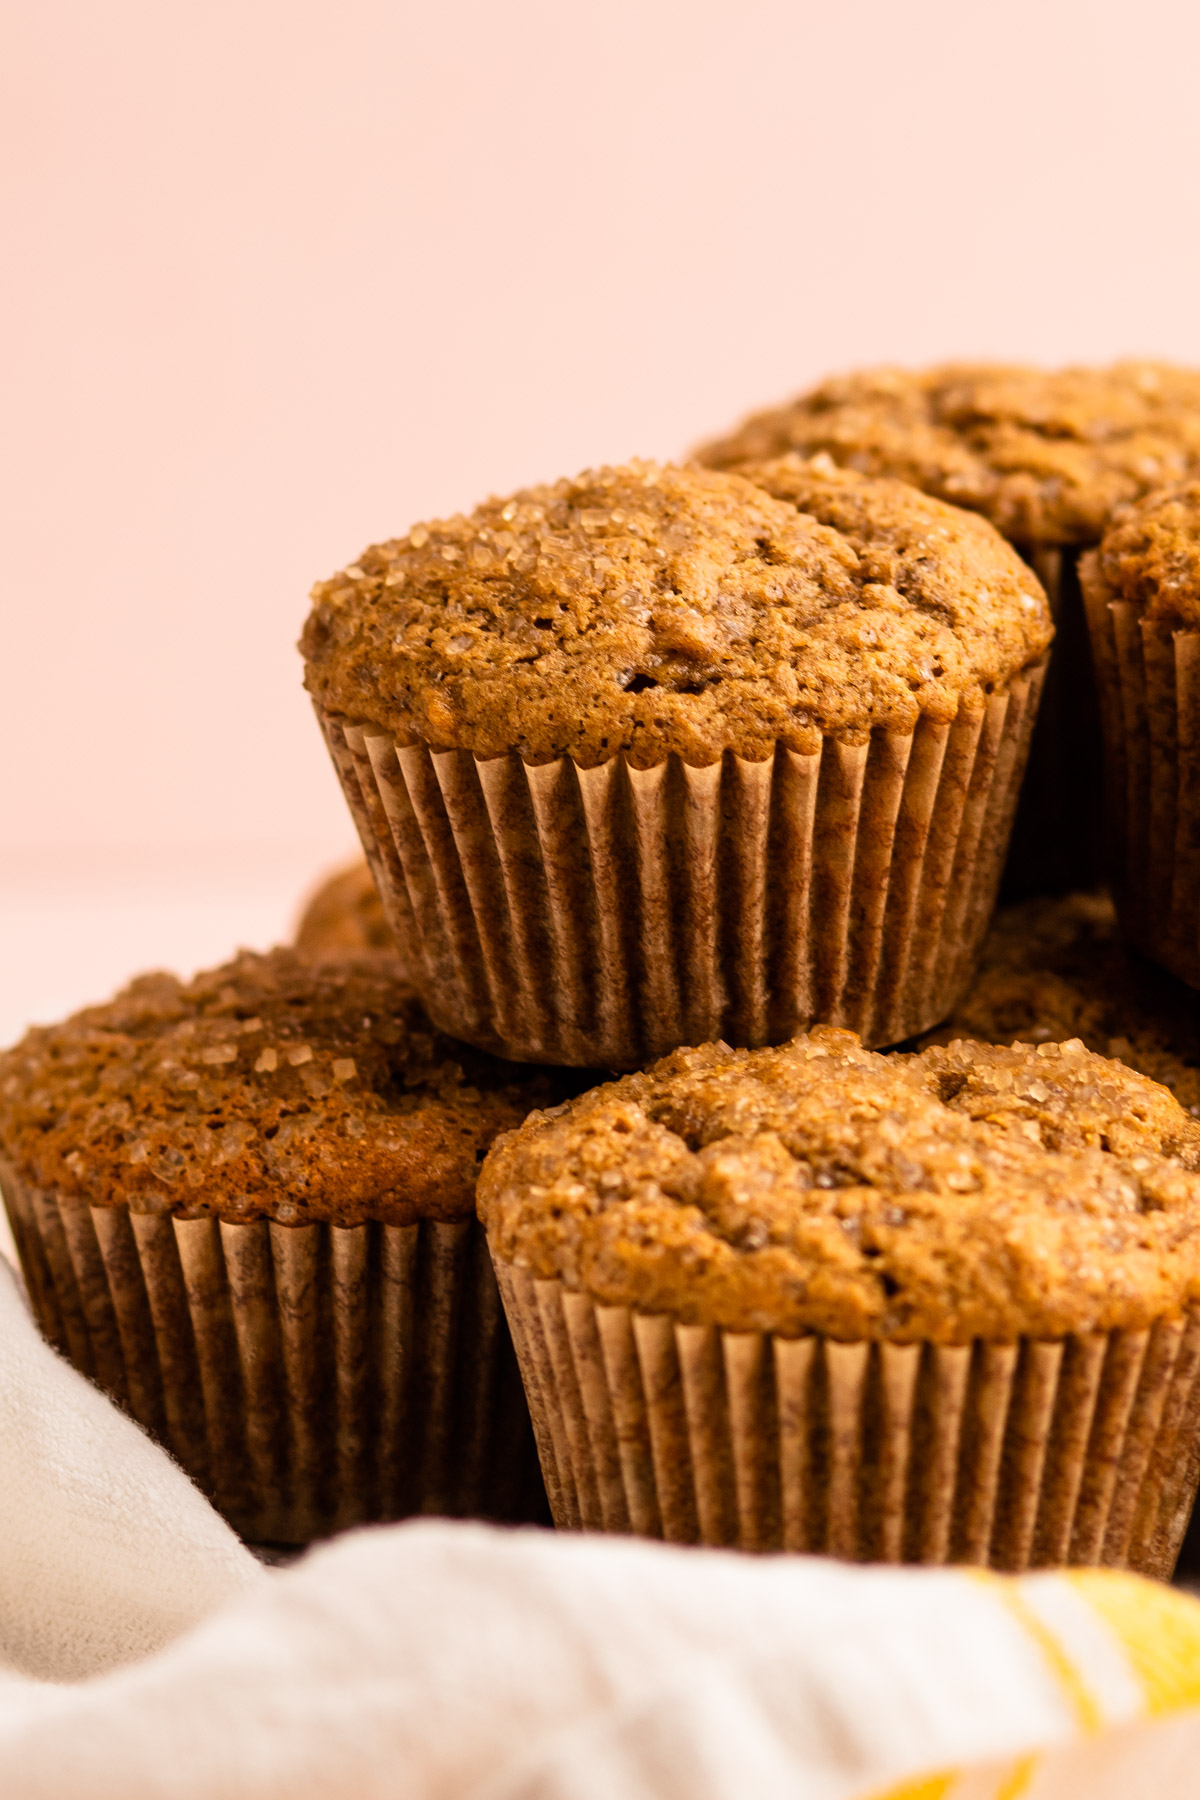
top-left (8, 360), bottom-right (1200, 1579)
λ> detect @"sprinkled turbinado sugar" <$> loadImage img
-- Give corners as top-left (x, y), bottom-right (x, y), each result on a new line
top-left (299, 458), bottom-right (1051, 769)
top-left (0, 948), bottom-right (576, 1227)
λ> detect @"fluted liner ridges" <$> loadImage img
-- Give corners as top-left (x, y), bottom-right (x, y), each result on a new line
top-left (1085, 588), bottom-right (1200, 988)
top-left (314, 658), bottom-right (1045, 1067)
top-left (494, 1265), bottom-right (1200, 1578)
top-left (1, 1162), bottom-right (546, 1543)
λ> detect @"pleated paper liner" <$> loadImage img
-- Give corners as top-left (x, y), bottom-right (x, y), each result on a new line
top-left (1, 1162), bottom-right (548, 1544)
top-left (313, 657), bottom-right (1045, 1070)
top-left (1000, 546), bottom-right (1105, 900)
top-left (1083, 569), bottom-right (1200, 988)
top-left (494, 1265), bottom-right (1200, 1578)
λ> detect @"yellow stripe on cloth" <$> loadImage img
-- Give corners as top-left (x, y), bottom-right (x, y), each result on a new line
top-left (1066, 1571), bottom-right (1200, 1717)
top-left (862, 1754), bottom-right (1038, 1800)
top-left (992, 1751), bottom-right (1038, 1799)
top-left (973, 1574), bottom-right (1104, 1735)
top-left (860, 1772), bottom-right (956, 1800)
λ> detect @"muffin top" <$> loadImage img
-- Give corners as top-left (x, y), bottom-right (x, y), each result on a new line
top-left (1082, 481), bottom-right (1200, 631)
top-left (696, 362), bottom-right (1200, 549)
top-left (479, 1026), bottom-right (1200, 1341)
top-left (301, 458), bottom-right (1050, 766)
top-left (0, 948), bottom-right (569, 1227)
top-left (295, 859), bottom-right (395, 960)
top-left (925, 892), bottom-right (1200, 1117)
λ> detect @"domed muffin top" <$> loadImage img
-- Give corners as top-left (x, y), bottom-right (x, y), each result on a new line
top-left (0, 948), bottom-right (567, 1226)
top-left (924, 892), bottom-right (1200, 1117)
top-left (696, 362), bottom-right (1200, 549)
top-left (479, 1026), bottom-right (1200, 1341)
top-left (1082, 480), bottom-right (1200, 631)
top-left (295, 859), bottom-right (394, 960)
top-left (301, 458), bottom-right (1050, 767)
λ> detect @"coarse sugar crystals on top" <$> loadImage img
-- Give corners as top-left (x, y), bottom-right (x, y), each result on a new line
top-left (300, 458), bottom-right (1051, 769)
top-left (0, 947), bottom-right (571, 1227)
top-left (478, 1025), bottom-right (1200, 1342)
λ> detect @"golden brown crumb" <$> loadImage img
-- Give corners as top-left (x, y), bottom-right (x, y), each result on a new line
top-left (479, 1025), bottom-right (1200, 1341)
top-left (300, 458), bottom-right (1050, 766)
top-left (0, 948), bottom-right (575, 1226)
top-left (294, 859), bottom-right (395, 959)
top-left (696, 362), bottom-right (1200, 548)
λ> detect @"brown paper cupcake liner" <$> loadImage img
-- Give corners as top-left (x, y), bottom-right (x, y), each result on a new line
top-left (314, 658), bottom-right (1045, 1068)
top-left (1083, 586), bottom-right (1200, 986)
top-left (1, 1160), bottom-right (547, 1544)
top-left (1001, 548), bottom-right (1105, 900)
top-left (494, 1264), bottom-right (1200, 1578)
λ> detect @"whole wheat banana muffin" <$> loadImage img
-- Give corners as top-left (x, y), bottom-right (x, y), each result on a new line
top-left (696, 362), bottom-right (1200, 550)
top-left (697, 361), bottom-right (1200, 897)
top-left (1081, 483), bottom-right (1200, 988)
top-left (482, 1026), bottom-right (1200, 1571)
top-left (0, 947), bottom-right (565, 1540)
top-left (302, 458), bottom-right (1050, 1065)
top-left (294, 858), bottom-right (394, 961)
top-left (480, 1025), bottom-right (1200, 1342)
top-left (926, 891), bottom-right (1200, 1116)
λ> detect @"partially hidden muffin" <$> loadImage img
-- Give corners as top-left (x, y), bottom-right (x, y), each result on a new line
top-left (1081, 482), bottom-right (1200, 988)
top-left (697, 362), bottom-right (1200, 897)
top-left (295, 858), bottom-right (395, 960)
top-left (480, 1027), bottom-right (1200, 1576)
top-left (0, 947), bottom-right (565, 1543)
top-left (301, 458), bottom-right (1051, 1066)
top-left (924, 890), bottom-right (1200, 1114)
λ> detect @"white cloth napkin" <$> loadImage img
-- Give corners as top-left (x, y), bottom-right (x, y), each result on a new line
top-left (4, 1257), bottom-right (1200, 1800)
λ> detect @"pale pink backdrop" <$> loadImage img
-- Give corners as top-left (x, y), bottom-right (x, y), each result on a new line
top-left (2, 0), bottom-right (1200, 1048)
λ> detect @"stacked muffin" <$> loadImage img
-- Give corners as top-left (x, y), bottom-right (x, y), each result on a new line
top-left (1081, 483), bottom-right (1200, 984)
top-left (696, 361), bottom-right (1200, 896)
top-left (7, 359), bottom-right (1200, 1577)
top-left (301, 457), bottom-right (1050, 1064)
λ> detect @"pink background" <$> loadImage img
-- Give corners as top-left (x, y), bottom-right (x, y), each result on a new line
top-left (3, 0), bottom-right (1200, 1040)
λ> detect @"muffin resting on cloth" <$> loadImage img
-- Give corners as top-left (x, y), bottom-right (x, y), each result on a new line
top-left (0, 948), bottom-right (561, 1542)
top-left (302, 458), bottom-right (1050, 1065)
top-left (926, 891), bottom-right (1200, 1115)
top-left (1082, 483), bottom-right (1200, 989)
top-left (480, 1027), bottom-right (1200, 1574)
top-left (697, 362), bottom-right (1200, 897)
top-left (294, 858), bottom-right (395, 960)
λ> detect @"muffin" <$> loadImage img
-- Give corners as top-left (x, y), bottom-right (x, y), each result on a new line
top-left (480, 1027), bottom-right (1200, 1576)
top-left (295, 858), bottom-right (396, 960)
top-left (301, 458), bottom-right (1051, 1067)
top-left (924, 890), bottom-right (1200, 1114)
top-left (0, 947), bottom-right (564, 1543)
top-left (697, 361), bottom-right (1200, 896)
top-left (1081, 482), bottom-right (1200, 988)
